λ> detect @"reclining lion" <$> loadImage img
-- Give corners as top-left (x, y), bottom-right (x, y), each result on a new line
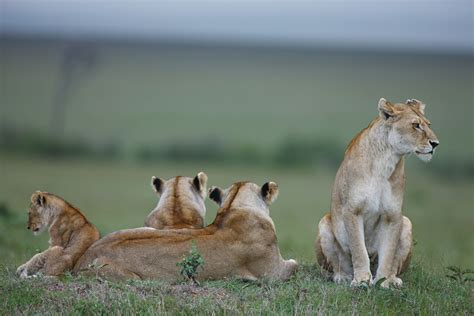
top-left (74, 181), bottom-right (297, 281)
top-left (145, 172), bottom-right (208, 229)
top-left (16, 191), bottom-right (100, 278)
top-left (315, 98), bottom-right (439, 288)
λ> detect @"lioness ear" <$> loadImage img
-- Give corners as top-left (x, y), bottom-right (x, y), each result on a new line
top-left (151, 176), bottom-right (164, 194)
top-left (406, 98), bottom-right (426, 114)
top-left (193, 172), bottom-right (208, 198)
top-left (208, 186), bottom-right (223, 205)
top-left (378, 98), bottom-right (398, 120)
top-left (31, 191), bottom-right (46, 207)
top-left (261, 182), bottom-right (279, 205)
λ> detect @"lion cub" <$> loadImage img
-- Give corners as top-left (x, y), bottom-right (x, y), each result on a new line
top-left (74, 181), bottom-right (297, 281)
top-left (315, 98), bottom-right (439, 288)
top-left (145, 172), bottom-right (208, 229)
top-left (16, 191), bottom-right (100, 278)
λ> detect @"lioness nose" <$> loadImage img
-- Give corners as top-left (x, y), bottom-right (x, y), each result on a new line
top-left (429, 140), bottom-right (439, 149)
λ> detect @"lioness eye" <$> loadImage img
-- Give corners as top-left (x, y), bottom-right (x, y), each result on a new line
top-left (413, 123), bottom-right (421, 130)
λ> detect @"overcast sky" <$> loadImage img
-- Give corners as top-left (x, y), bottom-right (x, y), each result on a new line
top-left (2, 0), bottom-right (472, 53)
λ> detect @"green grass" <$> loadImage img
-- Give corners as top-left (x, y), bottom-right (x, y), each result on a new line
top-left (1, 155), bottom-right (472, 314)
top-left (0, 262), bottom-right (472, 314)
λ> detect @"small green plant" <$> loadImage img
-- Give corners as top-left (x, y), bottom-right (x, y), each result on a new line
top-left (446, 266), bottom-right (474, 284)
top-left (176, 242), bottom-right (205, 285)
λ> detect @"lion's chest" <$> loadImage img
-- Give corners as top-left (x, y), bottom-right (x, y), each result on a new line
top-left (358, 180), bottom-right (401, 253)
top-left (361, 179), bottom-right (402, 216)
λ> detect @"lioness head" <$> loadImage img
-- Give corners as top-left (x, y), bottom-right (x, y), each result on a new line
top-left (27, 191), bottom-right (58, 235)
top-left (378, 98), bottom-right (439, 162)
top-left (151, 172), bottom-right (208, 199)
top-left (150, 172), bottom-right (208, 216)
top-left (208, 181), bottom-right (279, 215)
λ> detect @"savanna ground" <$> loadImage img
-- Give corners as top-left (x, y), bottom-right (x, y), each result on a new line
top-left (0, 38), bottom-right (473, 314)
top-left (0, 156), bottom-right (473, 314)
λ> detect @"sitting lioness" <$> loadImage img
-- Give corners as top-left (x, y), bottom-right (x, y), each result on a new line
top-left (74, 181), bottom-right (297, 281)
top-left (16, 191), bottom-right (100, 278)
top-left (315, 98), bottom-right (439, 288)
top-left (145, 172), bottom-right (208, 229)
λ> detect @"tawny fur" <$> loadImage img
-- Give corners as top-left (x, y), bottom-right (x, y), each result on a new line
top-left (74, 181), bottom-right (297, 281)
top-left (145, 172), bottom-right (208, 229)
top-left (16, 191), bottom-right (100, 278)
top-left (315, 98), bottom-right (439, 288)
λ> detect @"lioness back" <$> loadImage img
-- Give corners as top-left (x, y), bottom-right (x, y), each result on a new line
top-left (74, 181), bottom-right (297, 281)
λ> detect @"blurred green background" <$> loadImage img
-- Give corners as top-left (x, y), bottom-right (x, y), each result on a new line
top-left (1, 38), bottom-right (473, 269)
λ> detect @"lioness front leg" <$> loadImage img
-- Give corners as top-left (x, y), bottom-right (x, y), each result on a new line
top-left (374, 214), bottom-right (403, 288)
top-left (16, 246), bottom-right (64, 278)
top-left (343, 212), bottom-right (371, 286)
top-left (17, 253), bottom-right (48, 278)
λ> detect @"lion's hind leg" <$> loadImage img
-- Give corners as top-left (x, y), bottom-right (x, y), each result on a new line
top-left (81, 257), bottom-right (142, 281)
top-left (40, 247), bottom-right (75, 277)
top-left (395, 216), bottom-right (413, 276)
top-left (315, 213), bottom-right (352, 283)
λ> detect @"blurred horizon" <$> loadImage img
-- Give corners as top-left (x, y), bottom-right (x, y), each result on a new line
top-left (2, 0), bottom-right (473, 54)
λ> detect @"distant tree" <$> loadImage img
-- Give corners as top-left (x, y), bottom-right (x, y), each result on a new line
top-left (50, 44), bottom-right (98, 136)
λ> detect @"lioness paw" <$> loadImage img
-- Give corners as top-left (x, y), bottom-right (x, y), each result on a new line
top-left (379, 276), bottom-right (403, 289)
top-left (16, 265), bottom-right (29, 279)
top-left (350, 279), bottom-right (371, 288)
top-left (350, 271), bottom-right (372, 287)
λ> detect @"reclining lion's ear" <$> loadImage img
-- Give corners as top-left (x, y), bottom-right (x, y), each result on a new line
top-left (208, 186), bottom-right (223, 206)
top-left (406, 98), bottom-right (426, 114)
top-left (151, 176), bottom-right (164, 195)
top-left (261, 182), bottom-right (279, 205)
top-left (193, 172), bottom-right (208, 198)
top-left (378, 98), bottom-right (399, 120)
top-left (31, 191), bottom-right (46, 207)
